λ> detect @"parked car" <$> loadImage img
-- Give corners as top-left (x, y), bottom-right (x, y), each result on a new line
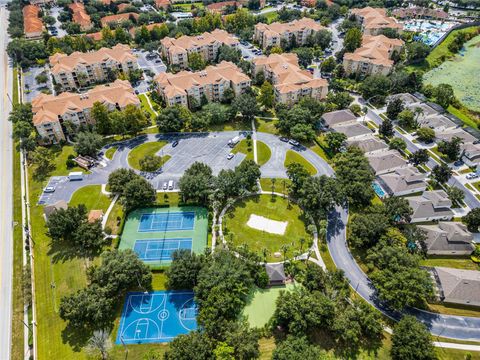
top-left (289, 139), bottom-right (300, 146)
top-left (134, 90), bottom-right (139, 94)
top-left (172, 140), bottom-right (179, 147)
top-left (227, 153), bottom-right (234, 160)
top-left (44, 186), bottom-right (55, 193)
top-left (280, 137), bottom-right (289, 142)
top-left (466, 173), bottom-right (478, 180)
top-left (163, 182), bottom-right (168, 190)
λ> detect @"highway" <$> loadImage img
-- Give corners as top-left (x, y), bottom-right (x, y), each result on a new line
top-left (0, 4), bottom-right (14, 360)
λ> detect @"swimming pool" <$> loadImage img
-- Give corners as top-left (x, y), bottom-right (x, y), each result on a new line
top-left (372, 182), bottom-right (386, 198)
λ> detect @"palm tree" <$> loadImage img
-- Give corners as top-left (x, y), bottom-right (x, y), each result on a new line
top-left (86, 330), bottom-right (112, 360)
top-left (271, 178), bottom-right (276, 196)
top-left (414, 106), bottom-right (424, 128)
top-left (261, 247), bottom-right (269, 263)
top-left (318, 220), bottom-right (328, 243)
top-left (280, 244), bottom-right (290, 262)
top-left (299, 237), bottom-right (306, 252)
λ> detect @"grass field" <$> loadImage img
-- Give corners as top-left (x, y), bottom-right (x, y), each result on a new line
top-left (138, 93), bottom-right (157, 119)
top-left (69, 185), bottom-right (111, 212)
top-left (284, 150), bottom-right (317, 175)
top-left (105, 146), bottom-right (117, 160)
top-left (428, 302), bottom-right (480, 318)
top-left (232, 138), bottom-right (254, 161)
top-left (105, 200), bottom-right (124, 236)
top-left (260, 178), bottom-right (291, 195)
top-left (173, 1), bottom-right (204, 10)
top-left (257, 140), bottom-right (271, 166)
top-left (256, 117), bottom-right (279, 134)
top-left (224, 194), bottom-right (311, 262)
top-left (420, 257), bottom-right (479, 271)
top-left (127, 141), bottom-right (167, 170)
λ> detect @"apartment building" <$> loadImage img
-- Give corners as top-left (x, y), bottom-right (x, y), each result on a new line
top-left (252, 53), bottom-right (328, 105)
top-left (100, 12), bottom-right (139, 27)
top-left (254, 17), bottom-right (324, 50)
top-left (69, 2), bottom-right (93, 31)
top-left (155, 61), bottom-right (251, 107)
top-left (32, 80), bottom-right (140, 144)
top-left (50, 44), bottom-right (138, 91)
top-left (350, 7), bottom-right (403, 36)
top-left (23, 5), bottom-right (44, 39)
top-left (343, 35), bottom-right (404, 76)
top-left (160, 29), bottom-right (239, 69)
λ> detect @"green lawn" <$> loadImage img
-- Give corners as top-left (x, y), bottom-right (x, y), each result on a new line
top-left (448, 105), bottom-right (479, 130)
top-left (260, 178), bottom-right (291, 195)
top-left (105, 146), bottom-right (117, 160)
top-left (257, 140), bottom-right (271, 166)
top-left (208, 119), bottom-right (251, 132)
top-left (284, 150), bottom-right (317, 175)
top-left (473, 181), bottom-right (480, 192)
top-left (127, 141), bottom-right (168, 170)
top-left (69, 185), bottom-right (112, 212)
top-left (232, 139), bottom-right (254, 161)
top-left (255, 117), bottom-right (279, 134)
top-left (152, 271), bottom-right (167, 290)
top-left (138, 93), bottom-right (157, 119)
top-left (264, 11), bottom-right (278, 23)
top-left (223, 194), bottom-right (311, 262)
top-left (105, 201), bottom-right (124, 236)
top-left (50, 146), bottom-right (86, 176)
top-left (420, 257), bottom-right (479, 271)
top-left (173, 1), bottom-right (204, 10)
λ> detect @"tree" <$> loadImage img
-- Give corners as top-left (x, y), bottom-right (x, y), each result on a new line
top-left (107, 168), bottom-right (137, 194)
top-left (293, 47), bottom-right (314, 68)
top-left (463, 208), bottom-right (480, 232)
top-left (286, 162), bottom-right (311, 197)
top-left (349, 211), bottom-right (388, 249)
top-left (232, 93), bottom-right (259, 121)
top-left (166, 250), bottom-right (205, 289)
top-left (320, 56), bottom-right (336, 73)
top-left (290, 123), bottom-right (316, 142)
top-left (384, 196), bottom-right (413, 224)
top-left (73, 219), bottom-right (106, 253)
top-left (258, 81), bottom-right (274, 108)
top-left (85, 330), bottom-right (112, 360)
top-left (437, 136), bottom-right (463, 161)
top-left (46, 205), bottom-right (88, 242)
top-left (386, 98), bottom-right (404, 120)
top-left (359, 75), bottom-right (391, 104)
top-left (188, 52), bottom-right (206, 71)
top-left (35, 73), bottom-right (48, 84)
top-left (31, 147), bottom-right (55, 179)
top-left (164, 331), bottom-right (214, 360)
top-left (74, 131), bottom-right (103, 157)
top-left (179, 162), bottom-right (214, 205)
top-left (447, 186), bottom-right (464, 206)
top-left (217, 44), bottom-right (241, 63)
top-left (235, 160), bottom-right (261, 191)
top-left (416, 127), bottom-right (435, 143)
top-left (397, 109), bottom-right (416, 129)
top-left (296, 175), bottom-right (342, 220)
top-left (389, 137), bottom-right (406, 152)
top-left (156, 105), bottom-right (192, 132)
top-left (314, 29), bottom-right (332, 50)
top-left (409, 149), bottom-right (429, 166)
top-left (379, 119), bottom-right (394, 138)
top-left (406, 41), bottom-right (430, 63)
top-left (343, 27), bottom-right (362, 52)
top-left (91, 102), bottom-right (112, 135)
top-left (391, 316), bottom-right (436, 360)
top-left (434, 83), bottom-right (455, 109)
top-left (272, 336), bottom-right (326, 360)
top-left (431, 163), bottom-right (452, 184)
top-left (123, 104), bottom-right (148, 135)
top-left (139, 154), bottom-right (162, 172)
top-left (325, 132), bottom-right (347, 153)
top-left (122, 177), bottom-right (156, 210)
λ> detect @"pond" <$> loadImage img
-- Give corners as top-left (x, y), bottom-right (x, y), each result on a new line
top-left (423, 34), bottom-right (480, 112)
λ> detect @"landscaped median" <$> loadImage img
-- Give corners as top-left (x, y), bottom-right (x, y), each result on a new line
top-left (284, 150), bottom-right (317, 175)
top-left (127, 141), bottom-right (169, 170)
top-left (232, 138), bottom-right (272, 166)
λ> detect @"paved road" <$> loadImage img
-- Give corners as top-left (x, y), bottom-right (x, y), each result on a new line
top-left (42, 131), bottom-right (333, 205)
top-left (0, 5), bottom-right (14, 360)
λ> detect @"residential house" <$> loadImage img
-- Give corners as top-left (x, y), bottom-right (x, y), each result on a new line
top-left (32, 79), bottom-right (140, 143)
top-left (418, 222), bottom-right (475, 256)
top-left (69, 2), bottom-right (93, 31)
top-left (462, 143), bottom-right (480, 167)
top-left (436, 128), bottom-right (477, 144)
top-left (23, 5), bottom-right (44, 39)
top-left (350, 7), bottom-right (403, 36)
top-left (343, 35), bottom-right (404, 76)
top-left (252, 53), bottom-right (328, 105)
top-left (366, 150), bottom-right (409, 175)
top-left (331, 122), bottom-right (372, 140)
top-left (429, 267), bottom-right (480, 307)
top-left (407, 190), bottom-right (454, 223)
top-left (155, 61), bottom-right (251, 107)
top-left (347, 135), bottom-right (389, 154)
top-left (160, 29), bottom-right (239, 69)
top-left (49, 44), bottom-right (138, 91)
top-left (100, 12), bottom-right (139, 27)
top-left (416, 114), bottom-right (457, 132)
top-left (377, 166), bottom-right (427, 196)
top-left (254, 17), bottom-right (324, 50)
top-left (321, 109), bottom-right (357, 128)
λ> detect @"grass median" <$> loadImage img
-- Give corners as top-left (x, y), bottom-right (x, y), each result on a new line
top-left (127, 141), bottom-right (168, 170)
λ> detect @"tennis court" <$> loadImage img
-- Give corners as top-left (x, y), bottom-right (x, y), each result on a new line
top-left (119, 206), bottom-right (208, 267)
top-left (116, 291), bottom-right (197, 345)
top-left (134, 238), bottom-right (192, 261)
top-left (139, 212), bottom-right (195, 232)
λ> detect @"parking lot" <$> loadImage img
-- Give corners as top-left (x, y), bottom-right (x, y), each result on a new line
top-left (23, 66), bottom-right (53, 102)
top-left (48, 7), bottom-right (67, 37)
top-left (237, 40), bottom-right (262, 61)
top-left (134, 49), bottom-right (166, 94)
top-left (38, 176), bottom-right (68, 205)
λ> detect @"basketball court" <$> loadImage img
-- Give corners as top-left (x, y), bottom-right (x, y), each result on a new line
top-left (116, 291), bottom-right (197, 345)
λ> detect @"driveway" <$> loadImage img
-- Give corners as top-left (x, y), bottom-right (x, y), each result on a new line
top-left (23, 66), bottom-right (53, 103)
top-left (134, 49), bottom-right (166, 94)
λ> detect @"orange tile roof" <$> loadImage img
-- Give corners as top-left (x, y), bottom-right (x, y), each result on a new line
top-left (206, 1), bottom-right (239, 12)
top-left (49, 44), bottom-right (136, 74)
top-left (69, 2), bottom-right (92, 28)
top-left (155, 0), bottom-right (170, 9)
top-left (351, 7), bottom-right (403, 31)
top-left (100, 12), bottom-right (139, 27)
top-left (160, 29), bottom-right (239, 55)
top-left (23, 5), bottom-right (43, 35)
top-left (32, 79), bottom-right (140, 126)
top-left (86, 31), bottom-right (103, 41)
top-left (255, 17), bottom-right (324, 37)
top-left (253, 53), bottom-right (327, 94)
top-left (343, 34), bottom-right (404, 67)
top-left (117, 3), bottom-right (132, 12)
top-left (155, 61), bottom-right (250, 98)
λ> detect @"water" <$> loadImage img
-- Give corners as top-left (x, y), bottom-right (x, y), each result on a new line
top-left (403, 20), bottom-right (457, 46)
top-left (372, 182), bottom-right (386, 198)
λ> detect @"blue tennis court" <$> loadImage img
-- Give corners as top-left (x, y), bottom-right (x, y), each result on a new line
top-left (116, 291), bottom-right (197, 344)
top-left (134, 238), bottom-right (192, 261)
top-left (138, 212), bottom-right (195, 232)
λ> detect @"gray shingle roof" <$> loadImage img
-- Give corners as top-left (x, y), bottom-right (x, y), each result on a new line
top-left (366, 150), bottom-right (408, 174)
top-left (436, 129), bottom-right (477, 144)
top-left (331, 122), bottom-right (372, 139)
top-left (377, 166), bottom-right (427, 195)
top-left (418, 222), bottom-right (474, 255)
top-left (347, 135), bottom-right (388, 154)
top-left (407, 190), bottom-right (453, 222)
top-left (431, 267), bottom-right (480, 307)
top-left (321, 109), bottom-right (357, 127)
top-left (265, 263), bottom-right (286, 284)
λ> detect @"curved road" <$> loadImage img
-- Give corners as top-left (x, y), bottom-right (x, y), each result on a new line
top-left (44, 131), bottom-right (480, 341)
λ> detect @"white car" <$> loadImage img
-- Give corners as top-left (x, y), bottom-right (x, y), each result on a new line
top-left (163, 182), bottom-right (168, 190)
top-left (44, 186), bottom-right (55, 193)
top-left (227, 153), bottom-right (234, 160)
top-left (466, 173), bottom-right (478, 180)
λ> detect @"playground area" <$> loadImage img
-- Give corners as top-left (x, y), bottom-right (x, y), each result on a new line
top-left (423, 34), bottom-right (480, 112)
top-left (116, 291), bottom-right (197, 344)
top-left (119, 206), bottom-right (208, 267)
